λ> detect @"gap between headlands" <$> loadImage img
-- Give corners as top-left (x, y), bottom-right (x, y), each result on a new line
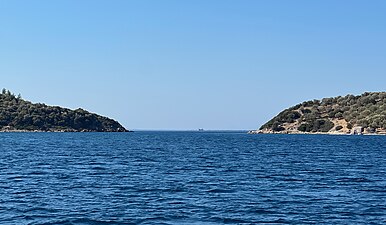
top-left (0, 89), bottom-right (128, 132)
top-left (249, 92), bottom-right (386, 135)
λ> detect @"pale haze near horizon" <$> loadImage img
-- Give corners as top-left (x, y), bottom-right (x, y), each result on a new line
top-left (1, 0), bottom-right (386, 130)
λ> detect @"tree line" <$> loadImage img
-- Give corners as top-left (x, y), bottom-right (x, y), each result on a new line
top-left (0, 89), bottom-right (127, 132)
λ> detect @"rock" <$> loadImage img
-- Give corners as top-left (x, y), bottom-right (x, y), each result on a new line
top-left (351, 126), bottom-right (363, 135)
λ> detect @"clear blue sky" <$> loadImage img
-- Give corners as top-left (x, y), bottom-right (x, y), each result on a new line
top-left (1, 0), bottom-right (385, 130)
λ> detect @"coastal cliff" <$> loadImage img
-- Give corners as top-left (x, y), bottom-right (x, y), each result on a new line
top-left (0, 89), bottom-right (127, 132)
top-left (251, 92), bottom-right (386, 135)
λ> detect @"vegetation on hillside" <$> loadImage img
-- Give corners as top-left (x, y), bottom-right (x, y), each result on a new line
top-left (260, 92), bottom-right (386, 133)
top-left (0, 89), bottom-right (127, 132)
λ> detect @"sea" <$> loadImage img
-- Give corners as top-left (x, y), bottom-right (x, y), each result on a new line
top-left (0, 131), bottom-right (385, 224)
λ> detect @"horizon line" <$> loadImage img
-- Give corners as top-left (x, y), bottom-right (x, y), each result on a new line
top-left (131, 129), bottom-right (250, 132)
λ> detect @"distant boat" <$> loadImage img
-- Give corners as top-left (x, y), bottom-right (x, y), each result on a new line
top-left (198, 128), bottom-right (204, 132)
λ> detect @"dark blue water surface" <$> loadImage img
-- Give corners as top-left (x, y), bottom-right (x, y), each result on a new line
top-left (0, 132), bottom-right (385, 224)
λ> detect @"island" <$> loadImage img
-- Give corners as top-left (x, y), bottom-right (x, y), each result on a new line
top-left (250, 92), bottom-right (386, 135)
top-left (0, 89), bottom-right (128, 132)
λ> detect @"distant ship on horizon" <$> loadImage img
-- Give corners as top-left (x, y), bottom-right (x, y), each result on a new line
top-left (198, 128), bottom-right (204, 132)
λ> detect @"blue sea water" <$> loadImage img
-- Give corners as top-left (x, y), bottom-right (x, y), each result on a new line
top-left (0, 131), bottom-right (385, 225)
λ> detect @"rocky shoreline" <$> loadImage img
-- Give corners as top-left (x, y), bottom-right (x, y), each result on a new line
top-left (248, 128), bottom-right (386, 135)
top-left (0, 128), bottom-right (129, 133)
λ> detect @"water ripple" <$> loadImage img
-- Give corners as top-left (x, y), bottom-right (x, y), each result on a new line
top-left (0, 132), bottom-right (385, 224)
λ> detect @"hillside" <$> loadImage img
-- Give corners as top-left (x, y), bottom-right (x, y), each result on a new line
top-left (252, 92), bottom-right (386, 135)
top-left (0, 89), bottom-right (127, 132)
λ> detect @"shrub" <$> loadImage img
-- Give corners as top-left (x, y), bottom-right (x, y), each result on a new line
top-left (272, 122), bottom-right (284, 131)
top-left (298, 123), bottom-right (312, 132)
top-left (334, 112), bottom-right (343, 119)
top-left (335, 125), bottom-right (343, 131)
